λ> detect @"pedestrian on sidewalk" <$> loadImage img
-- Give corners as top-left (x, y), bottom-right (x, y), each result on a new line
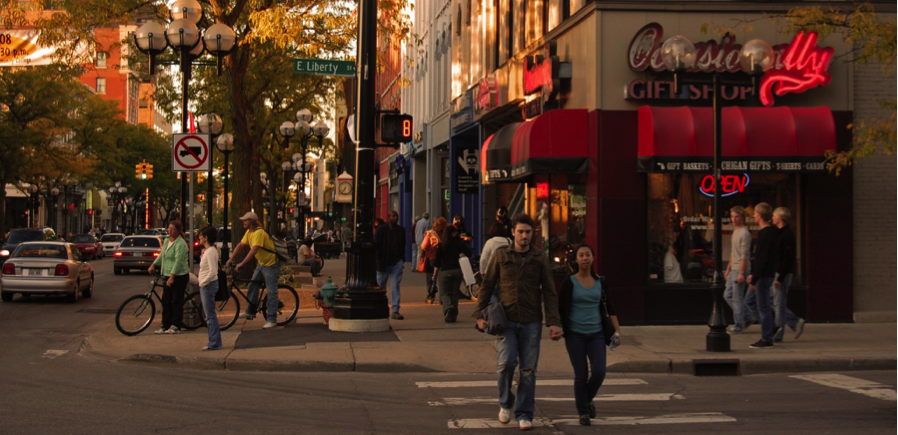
top-left (297, 239), bottom-right (322, 275)
top-left (375, 210), bottom-right (406, 320)
top-left (473, 213), bottom-right (564, 431)
top-left (772, 207), bottom-right (805, 341)
top-left (421, 217), bottom-right (447, 304)
top-left (226, 212), bottom-right (281, 329)
top-left (558, 243), bottom-right (620, 426)
top-left (432, 225), bottom-right (472, 322)
top-left (197, 225), bottom-right (222, 351)
top-left (723, 206), bottom-right (752, 334)
top-left (481, 222), bottom-right (512, 273)
top-left (747, 203), bottom-right (777, 349)
top-left (147, 220), bottom-right (190, 335)
top-left (411, 215), bottom-right (420, 270)
top-left (415, 212), bottom-right (430, 273)
top-left (452, 214), bottom-right (472, 243)
top-left (341, 222), bottom-right (353, 253)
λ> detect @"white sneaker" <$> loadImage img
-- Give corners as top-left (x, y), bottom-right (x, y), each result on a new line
top-left (262, 321), bottom-right (277, 329)
top-left (154, 327), bottom-right (166, 335)
top-left (794, 318), bottom-right (806, 339)
top-left (164, 326), bottom-right (180, 335)
top-left (518, 418), bottom-right (533, 430)
top-left (498, 407), bottom-right (511, 424)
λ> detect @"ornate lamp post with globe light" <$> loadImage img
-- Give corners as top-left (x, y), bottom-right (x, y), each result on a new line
top-left (217, 133), bottom-right (234, 260)
top-left (661, 34), bottom-right (774, 352)
top-left (198, 113), bottom-right (224, 225)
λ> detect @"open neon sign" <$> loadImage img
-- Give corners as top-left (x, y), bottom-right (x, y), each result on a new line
top-left (759, 31), bottom-right (833, 106)
top-left (699, 173), bottom-right (750, 198)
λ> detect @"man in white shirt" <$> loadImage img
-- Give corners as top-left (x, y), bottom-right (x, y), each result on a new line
top-left (723, 206), bottom-right (752, 334)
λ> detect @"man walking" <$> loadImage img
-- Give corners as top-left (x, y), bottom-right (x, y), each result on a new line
top-left (723, 206), bottom-right (752, 334)
top-left (772, 207), bottom-right (805, 341)
top-left (747, 203), bottom-right (778, 349)
top-left (473, 213), bottom-right (563, 430)
top-left (226, 212), bottom-right (280, 329)
top-left (414, 212), bottom-right (429, 271)
top-left (375, 210), bottom-right (406, 320)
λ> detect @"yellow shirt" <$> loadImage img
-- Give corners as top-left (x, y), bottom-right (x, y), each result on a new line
top-left (241, 227), bottom-right (277, 267)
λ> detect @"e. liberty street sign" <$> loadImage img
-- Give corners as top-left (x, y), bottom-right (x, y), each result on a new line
top-left (294, 59), bottom-right (356, 77)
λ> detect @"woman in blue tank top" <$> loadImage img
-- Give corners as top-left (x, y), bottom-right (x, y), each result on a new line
top-left (557, 243), bottom-right (620, 426)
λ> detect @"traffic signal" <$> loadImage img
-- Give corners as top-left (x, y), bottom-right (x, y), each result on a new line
top-left (380, 113), bottom-right (413, 144)
top-left (146, 163), bottom-right (153, 179)
top-left (88, 209), bottom-right (93, 216)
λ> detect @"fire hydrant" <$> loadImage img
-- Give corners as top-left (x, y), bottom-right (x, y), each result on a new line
top-left (314, 277), bottom-right (338, 324)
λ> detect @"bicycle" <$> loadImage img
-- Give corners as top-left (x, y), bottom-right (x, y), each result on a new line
top-left (115, 272), bottom-right (190, 336)
top-left (180, 268), bottom-right (298, 330)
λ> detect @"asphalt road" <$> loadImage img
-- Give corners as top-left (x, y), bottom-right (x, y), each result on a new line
top-left (0, 258), bottom-right (895, 434)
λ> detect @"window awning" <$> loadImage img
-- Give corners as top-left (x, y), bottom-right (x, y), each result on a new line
top-left (638, 106), bottom-right (836, 173)
top-left (481, 122), bottom-right (521, 183)
top-left (509, 109), bottom-right (589, 179)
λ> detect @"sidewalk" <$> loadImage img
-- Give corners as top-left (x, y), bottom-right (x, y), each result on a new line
top-left (81, 257), bottom-right (897, 375)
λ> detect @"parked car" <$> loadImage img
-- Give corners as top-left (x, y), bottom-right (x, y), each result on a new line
top-left (70, 234), bottom-right (104, 260)
top-left (113, 236), bottom-right (163, 275)
top-left (99, 233), bottom-right (125, 256)
top-left (1, 228), bottom-right (57, 265)
top-left (135, 229), bottom-right (158, 236)
top-left (1, 242), bottom-right (94, 302)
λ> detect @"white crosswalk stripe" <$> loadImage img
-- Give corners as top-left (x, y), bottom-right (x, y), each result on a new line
top-left (449, 413), bottom-right (736, 429)
top-left (417, 378), bottom-right (647, 388)
top-left (432, 393), bottom-right (684, 406)
top-left (791, 374), bottom-right (896, 401)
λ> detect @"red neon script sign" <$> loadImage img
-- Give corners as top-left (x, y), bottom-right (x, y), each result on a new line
top-left (699, 173), bottom-right (750, 198)
top-left (759, 32), bottom-right (833, 106)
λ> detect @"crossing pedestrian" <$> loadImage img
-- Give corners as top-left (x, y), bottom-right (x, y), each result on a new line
top-left (432, 224), bottom-right (472, 322)
top-left (197, 225), bottom-right (222, 351)
top-left (723, 206), bottom-right (752, 334)
top-left (747, 203), bottom-right (777, 349)
top-left (473, 213), bottom-right (563, 430)
top-left (226, 212), bottom-right (281, 329)
top-left (421, 217), bottom-right (447, 304)
top-left (772, 207), bottom-right (805, 341)
top-left (375, 210), bottom-right (406, 320)
top-left (147, 220), bottom-right (190, 335)
top-left (558, 243), bottom-right (620, 426)
top-left (414, 212), bottom-right (430, 273)
top-left (411, 215), bottom-right (420, 269)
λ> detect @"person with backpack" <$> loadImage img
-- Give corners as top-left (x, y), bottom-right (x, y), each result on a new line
top-left (197, 225), bottom-right (222, 350)
top-left (226, 212), bottom-right (280, 329)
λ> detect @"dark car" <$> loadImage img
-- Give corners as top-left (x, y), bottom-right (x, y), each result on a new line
top-left (1, 228), bottom-right (57, 264)
top-left (70, 234), bottom-right (104, 260)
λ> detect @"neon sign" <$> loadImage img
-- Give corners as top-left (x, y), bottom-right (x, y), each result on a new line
top-left (536, 182), bottom-right (549, 198)
top-left (699, 173), bottom-right (750, 198)
top-left (522, 41), bottom-right (571, 119)
top-left (759, 32), bottom-right (833, 106)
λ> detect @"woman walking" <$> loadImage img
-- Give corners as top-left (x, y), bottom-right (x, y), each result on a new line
top-left (558, 243), bottom-right (621, 426)
top-left (420, 217), bottom-right (448, 304)
top-left (147, 221), bottom-right (190, 335)
top-left (197, 226), bottom-right (222, 351)
top-left (432, 225), bottom-right (471, 323)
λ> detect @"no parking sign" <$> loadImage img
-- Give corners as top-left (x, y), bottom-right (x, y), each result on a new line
top-left (171, 133), bottom-right (212, 172)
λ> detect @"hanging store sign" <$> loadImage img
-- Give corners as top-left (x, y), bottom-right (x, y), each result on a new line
top-left (475, 74), bottom-right (499, 112)
top-left (699, 173), bottom-right (750, 198)
top-left (626, 80), bottom-right (755, 102)
top-left (522, 41), bottom-right (572, 119)
top-left (640, 157), bottom-right (827, 173)
top-left (454, 147), bottom-right (480, 194)
top-left (450, 90), bottom-right (474, 133)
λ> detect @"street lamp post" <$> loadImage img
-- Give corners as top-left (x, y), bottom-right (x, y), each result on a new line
top-left (260, 171), bottom-right (268, 231)
top-left (28, 185), bottom-right (38, 228)
top-left (50, 187), bottom-right (59, 235)
top-left (662, 34), bottom-right (773, 352)
top-left (198, 113), bottom-right (224, 225)
top-left (292, 171), bottom-right (302, 237)
top-left (280, 161), bottom-right (294, 234)
top-left (217, 133), bottom-right (234, 260)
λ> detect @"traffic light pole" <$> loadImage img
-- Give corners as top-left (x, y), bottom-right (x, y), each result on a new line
top-left (329, 0), bottom-right (389, 332)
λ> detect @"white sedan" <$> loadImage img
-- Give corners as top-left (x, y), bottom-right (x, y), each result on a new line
top-left (0, 242), bottom-right (94, 303)
top-left (99, 233), bottom-right (126, 256)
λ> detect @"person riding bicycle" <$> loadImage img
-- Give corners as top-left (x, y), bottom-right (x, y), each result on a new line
top-left (225, 212), bottom-right (281, 329)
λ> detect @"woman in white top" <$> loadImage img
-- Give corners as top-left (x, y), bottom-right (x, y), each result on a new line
top-left (197, 225), bottom-right (222, 351)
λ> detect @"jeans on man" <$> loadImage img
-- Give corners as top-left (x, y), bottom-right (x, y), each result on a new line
top-left (411, 245), bottom-right (418, 270)
top-left (564, 331), bottom-right (607, 416)
top-left (244, 262), bottom-right (281, 323)
top-left (753, 276), bottom-right (776, 344)
top-left (376, 259), bottom-right (404, 313)
top-left (497, 321), bottom-right (542, 421)
top-left (743, 279), bottom-right (760, 325)
top-left (723, 272), bottom-right (748, 331)
top-left (773, 273), bottom-right (801, 341)
top-left (200, 280), bottom-right (223, 349)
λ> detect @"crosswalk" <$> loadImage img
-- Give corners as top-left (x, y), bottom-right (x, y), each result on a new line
top-left (418, 376), bottom-right (736, 430)
top-left (791, 373), bottom-right (897, 401)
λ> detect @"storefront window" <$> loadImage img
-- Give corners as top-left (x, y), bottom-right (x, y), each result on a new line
top-left (524, 174), bottom-right (587, 275)
top-left (647, 173), bottom-right (802, 285)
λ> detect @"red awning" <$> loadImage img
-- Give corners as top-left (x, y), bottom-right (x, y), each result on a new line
top-left (510, 109), bottom-right (589, 179)
top-left (638, 106), bottom-right (835, 173)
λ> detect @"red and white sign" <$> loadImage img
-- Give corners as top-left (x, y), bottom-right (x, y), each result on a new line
top-left (171, 133), bottom-right (212, 172)
top-left (699, 173), bottom-right (750, 198)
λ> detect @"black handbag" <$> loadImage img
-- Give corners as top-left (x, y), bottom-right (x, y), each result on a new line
top-left (599, 277), bottom-right (615, 345)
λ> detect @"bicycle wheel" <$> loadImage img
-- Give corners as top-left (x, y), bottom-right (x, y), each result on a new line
top-left (217, 291), bottom-right (241, 331)
top-left (115, 295), bottom-right (156, 336)
top-left (180, 291), bottom-right (205, 330)
top-left (260, 285), bottom-right (299, 326)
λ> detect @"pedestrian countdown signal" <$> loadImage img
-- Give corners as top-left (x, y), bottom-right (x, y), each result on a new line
top-left (380, 114), bottom-right (413, 144)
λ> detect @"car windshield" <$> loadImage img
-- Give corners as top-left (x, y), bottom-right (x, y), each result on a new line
top-left (120, 237), bottom-right (160, 248)
top-left (12, 244), bottom-right (66, 259)
top-left (100, 234), bottom-right (124, 242)
top-left (71, 235), bottom-right (95, 243)
top-left (7, 230), bottom-right (43, 244)
top-left (136, 229), bottom-right (156, 235)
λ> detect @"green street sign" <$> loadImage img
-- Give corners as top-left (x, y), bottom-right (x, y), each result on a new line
top-left (294, 58), bottom-right (356, 77)
top-left (444, 190), bottom-right (450, 200)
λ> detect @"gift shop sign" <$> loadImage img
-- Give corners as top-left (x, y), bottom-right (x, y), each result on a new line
top-left (522, 41), bottom-right (572, 119)
top-left (627, 23), bottom-right (834, 106)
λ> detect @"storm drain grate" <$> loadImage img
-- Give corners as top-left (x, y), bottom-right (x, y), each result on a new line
top-left (693, 359), bottom-right (740, 376)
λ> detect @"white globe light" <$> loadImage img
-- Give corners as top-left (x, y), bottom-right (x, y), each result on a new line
top-left (661, 35), bottom-right (696, 71)
top-left (135, 21), bottom-right (167, 53)
top-left (198, 113), bottom-right (223, 135)
top-left (203, 23), bottom-right (237, 54)
top-left (279, 121), bottom-right (296, 138)
top-left (260, 172), bottom-right (267, 181)
top-left (281, 161), bottom-right (292, 172)
top-left (165, 19), bottom-right (201, 49)
top-left (296, 108), bottom-right (313, 123)
top-left (294, 172), bottom-right (301, 182)
top-left (292, 152), bottom-right (302, 163)
top-left (313, 121), bottom-right (330, 137)
top-left (216, 133), bottom-right (234, 152)
top-left (296, 120), bottom-right (312, 136)
top-left (740, 39), bottom-right (775, 75)
top-left (171, 0), bottom-right (203, 24)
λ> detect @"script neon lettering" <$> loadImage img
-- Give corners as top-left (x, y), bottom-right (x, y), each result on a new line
top-left (699, 173), bottom-right (750, 197)
top-left (759, 31), bottom-right (833, 106)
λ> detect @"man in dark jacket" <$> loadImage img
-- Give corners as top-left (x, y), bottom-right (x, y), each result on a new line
top-left (747, 203), bottom-right (777, 349)
top-left (374, 210), bottom-right (406, 320)
top-left (772, 207), bottom-right (805, 341)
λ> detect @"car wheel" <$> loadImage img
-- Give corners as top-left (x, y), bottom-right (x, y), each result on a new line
top-left (1, 291), bottom-right (12, 302)
top-left (82, 274), bottom-right (94, 299)
top-left (68, 281), bottom-right (79, 303)
top-left (114, 267), bottom-right (121, 275)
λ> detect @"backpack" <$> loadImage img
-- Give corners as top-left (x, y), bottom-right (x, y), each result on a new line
top-left (213, 247), bottom-right (230, 301)
top-left (252, 228), bottom-right (290, 263)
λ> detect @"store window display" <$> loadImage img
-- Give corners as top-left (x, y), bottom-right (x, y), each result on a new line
top-left (647, 173), bottom-right (801, 285)
top-left (524, 174), bottom-right (587, 275)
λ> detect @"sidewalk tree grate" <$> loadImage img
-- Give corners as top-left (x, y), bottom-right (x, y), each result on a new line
top-left (693, 359), bottom-right (740, 376)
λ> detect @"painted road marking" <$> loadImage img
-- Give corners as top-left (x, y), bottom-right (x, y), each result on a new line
top-left (448, 413), bottom-right (736, 429)
top-left (418, 379), bottom-right (647, 388)
top-left (42, 350), bottom-right (69, 359)
top-left (791, 374), bottom-right (896, 401)
top-left (431, 393), bottom-right (685, 406)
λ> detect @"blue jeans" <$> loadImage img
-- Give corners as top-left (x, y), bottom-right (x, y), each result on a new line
top-left (245, 262), bottom-right (281, 323)
top-left (743, 280), bottom-right (760, 325)
top-left (300, 258), bottom-right (320, 274)
top-left (497, 321), bottom-right (542, 421)
top-left (377, 259), bottom-right (403, 313)
top-left (753, 276), bottom-right (776, 344)
top-left (200, 281), bottom-right (223, 349)
top-left (564, 332), bottom-right (607, 416)
top-left (723, 271), bottom-right (748, 330)
top-left (773, 273), bottom-right (801, 341)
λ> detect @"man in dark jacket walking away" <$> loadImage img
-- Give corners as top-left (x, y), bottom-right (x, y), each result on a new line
top-left (473, 213), bottom-right (563, 430)
top-left (772, 207), bottom-right (805, 341)
top-left (747, 203), bottom-right (778, 349)
top-left (374, 210), bottom-right (406, 320)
